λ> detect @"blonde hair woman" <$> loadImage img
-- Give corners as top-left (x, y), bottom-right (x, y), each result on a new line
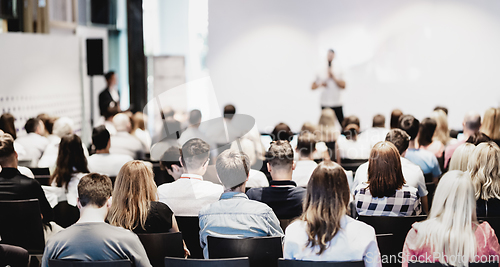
top-left (284, 161), bottom-right (381, 267)
top-left (402, 171), bottom-right (500, 267)
top-left (430, 110), bottom-right (451, 146)
top-left (468, 142), bottom-right (500, 217)
top-left (318, 109), bottom-right (340, 161)
top-left (448, 143), bottom-right (476, 172)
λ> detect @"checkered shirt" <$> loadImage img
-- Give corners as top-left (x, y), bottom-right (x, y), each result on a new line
top-left (354, 182), bottom-right (421, 217)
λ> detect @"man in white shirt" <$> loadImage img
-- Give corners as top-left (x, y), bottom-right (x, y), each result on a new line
top-left (358, 114), bottom-right (389, 150)
top-left (15, 118), bottom-right (49, 167)
top-left (292, 133), bottom-right (318, 187)
top-left (311, 49), bottom-right (346, 125)
top-left (157, 138), bottom-right (223, 216)
top-left (352, 129), bottom-right (429, 213)
top-left (110, 113), bottom-right (144, 159)
top-left (88, 126), bottom-right (133, 177)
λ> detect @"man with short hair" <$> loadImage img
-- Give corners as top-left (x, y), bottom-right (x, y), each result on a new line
top-left (444, 111), bottom-right (481, 169)
top-left (41, 173), bottom-right (151, 267)
top-left (159, 146), bottom-right (184, 181)
top-left (247, 140), bottom-right (306, 220)
top-left (178, 110), bottom-right (209, 147)
top-left (292, 132), bottom-right (318, 187)
top-left (157, 138), bottom-right (223, 216)
top-left (358, 114), bottom-right (389, 149)
top-left (110, 113), bottom-right (144, 159)
top-left (15, 118), bottom-right (49, 166)
top-left (398, 115), bottom-right (441, 183)
top-left (87, 126), bottom-right (133, 177)
top-left (352, 129), bottom-right (429, 213)
top-left (199, 150), bottom-right (283, 258)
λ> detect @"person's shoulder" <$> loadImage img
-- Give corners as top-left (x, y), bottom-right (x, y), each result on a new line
top-left (285, 220), bottom-right (306, 235)
top-left (401, 184), bottom-right (419, 195)
top-left (345, 216), bottom-right (376, 236)
top-left (354, 182), bottom-right (368, 193)
top-left (246, 187), bottom-right (264, 197)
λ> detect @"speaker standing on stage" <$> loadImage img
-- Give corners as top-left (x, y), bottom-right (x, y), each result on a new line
top-left (99, 71), bottom-right (121, 119)
top-left (312, 49), bottom-right (346, 125)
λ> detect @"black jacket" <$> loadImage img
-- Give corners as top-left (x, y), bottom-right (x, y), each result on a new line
top-left (98, 88), bottom-right (119, 117)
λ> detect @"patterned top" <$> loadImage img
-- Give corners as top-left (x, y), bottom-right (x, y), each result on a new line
top-left (354, 182), bottom-right (421, 217)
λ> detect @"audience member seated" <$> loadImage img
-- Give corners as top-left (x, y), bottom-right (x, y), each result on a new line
top-left (0, 244), bottom-right (29, 267)
top-left (157, 138), bottom-right (223, 216)
top-left (15, 118), bottom-right (49, 166)
top-left (417, 117), bottom-right (444, 159)
top-left (299, 122), bottom-right (328, 160)
top-left (468, 142), bottom-right (500, 217)
top-left (337, 115), bottom-right (370, 160)
top-left (358, 114), bottom-right (389, 149)
top-left (401, 171), bottom-right (500, 267)
top-left (467, 131), bottom-right (492, 146)
top-left (431, 109), bottom-right (455, 146)
top-left (38, 117), bottom-right (81, 168)
top-left (88, 126), bottom-right (133, 177)
top-left (317, 109), bottom-right (340, 161)
top-left (199, 150), bottom-right (283, 259)
top-left (159, 146), bottom-right (184, 181)
top-left (444, 111), bottom-right (481, 169)
top-left (448, 143), bottom-right (476, 172)
top-left (390, 109), bottom-right (403, 129)
top-left (49, 134), bottom-right (89, 207)
top-left (0, 113), bottom-right (28, 160)
top-left (230, 138), bottom-right (268, 188)
top-left (353, 129), bottom-right (429, 213)
top-left (283, 161), bottom-right (381, 267)
top-left (399, 115), bottom-right (441, 183)
top-left (354, 141), bottom-right (421, 216)
top-left (271, 122), bottom-right (294, 142)
top-left (132, 112), bottom-right (152, 153)
top-left (481, 107), bottom-right (500, 147)
top-left (0, 132), bottom-right (54, 232)
top-left (178, 110), bottom-right (209, 147)
top-left (110, 113), bottom-right (144, 159)
top-left (41, 173), bottom-right (151, 267)
top-left (247, 140), bottom-right (306, 220)
top-left (292, 132), bottom-right (318, 187)
top-left (37, 113), bottom-right (55, 139)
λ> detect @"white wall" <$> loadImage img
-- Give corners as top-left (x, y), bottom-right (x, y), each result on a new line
top-left (208, 0), bottom-right (500, 132)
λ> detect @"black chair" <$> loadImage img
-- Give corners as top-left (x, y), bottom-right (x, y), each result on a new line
top-left (207, 236), bottom-right (283, 267)
top-left (0, 199), bottom-right (45, 254)
top-left (164, 257), bottom-right (249, 267)
top-left (175, 216), bottom-right (203, 259)
top-left (53, 201), bottom-right (80, 228)
top-left (29, 167), bottom-right (51, 185)
top-left (409, 263), bottom-right (498, 267)
top-left (278, 259), bottom-right (364, 267)
top-left (137, 232), bottom-right (185, 267)
top-left (49, 259), bottom-right (131, 267)
top-left (340, 159), bottom-right (368, 174)
top-left (425, 182), bottom-right (436, 209)
top-left (423, 173), bottom-right (434, 184)
top-left (376, 234), bottom-right (397, 266)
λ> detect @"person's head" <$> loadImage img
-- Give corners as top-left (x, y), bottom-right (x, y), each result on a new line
top-left (398, 115), bottom-right (419, 140)
top-left (77, 173), bottom-right (113, 210)
top-left (390, 109), bottom-right (403, 129)
top-left (318, 109), bottom-right (337, 142)
top-left (468, 141), bottom-right (500, 201)
top-left (481, 108), bottom-right (500, 140)
top-left (164, 117), bottom-right (181, 140)
top-left (131, 112), bottom-right (147, 132)
top-left (449, 143), bottom-right (476, 172)
top-left (37, 113), bottom-right (55, 136)
top-left (417, 118), bottom-right (437, 147)
top-left (296, 132), bottom-right (317, 158)
top-left (180, 138), bottom-right (210, 175)
top-left (271, 122), bottom-right (293, 142)
top-left (52, 117), bottom-right (74, 138)
top-left (433, 106), bottom-right (448, 115)
top-left (463, 111), bottom-right (481, 136)
top-left (301, 161), bottom-right (349, 255)
top-left (92, 125), bottom-right (111, 152)
top-left (113, 113), bottom-right (132, 133)
top-left (327, 49), bottom-right (335, 61)
top-left (300, 122), bottom-right (317, 134)
top-left (0, 132), bottom-right (17, 167)
top-left (105, 71), bottom-right (117, 87)
top-left (223, 105), bottom-right (236, 120)
top-left (229, 138), bottom-right (257, 166)
top-left (367, 142), bottom-right (405, 198)
top-left (216, 149), bottom-right (250, 191)
top-left (415, 171), bottom-right (476, 266)
top-left (0, 113), bottom-right (17, 139)
top-left (266, 140), bottom-right (295, 179)
top-left (430, 110), bottom-right (449, 145)
top-left (466, 131), bottom-right (491, 146)
top-left (160, 146), bottom-right (183, 180)
top-left (24, 118), bottom-right (44, 135)
top-left (372, 114), bottom-right (385, 128)
top-left (107, 161), bottom-right (157, 231)
top-left (342, 115), bottom-right (360, 141)
top-left (342, 115), bottom-right (360, 130)
top-left (188, 109), bottom-right (202, 126)
top-left (385, 129), bottom-right (410, 155)
top-left (51, 134), bottom-right (89, 189)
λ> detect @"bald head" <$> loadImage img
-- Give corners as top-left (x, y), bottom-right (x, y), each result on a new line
top-left (113, 113), bottom-right (131, 132)
top-left (463, 111), bottom-right (481, 133)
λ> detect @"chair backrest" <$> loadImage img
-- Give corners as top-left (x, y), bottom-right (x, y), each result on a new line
top-left (137, 232), bottom-right (184, 267)
top-left (408, 262), bottom-right (498, 267)
top-left (278, 259), bottom-right (365, 267)
top-left (164, 257), bottom-right (249, 267)
top-left (53, 201), bottom-right (80, 228)
top-left (207, 236), bottom-right (283, 267)
top-left (0, 199), bottom-right (45, 253)
top-left (29, 167), bottom-right (50, 176)
top-left (340, 158), bottom-right (368, 173)
top-left (174, 216), bottom-right (203, 259)
top-left (49, 259), bottom-right (132, 267)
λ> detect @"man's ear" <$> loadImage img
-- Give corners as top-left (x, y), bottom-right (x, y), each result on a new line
top-left (292, 161), bottom-right (296, 171)
top-left (77, 198), bottom-right (82, 209)
top-left (179, 156), bottom-right (184, 167)
top-left (267, 162), bottom-right (272, 173)
top-left (106, 196), bottom-right (113, 208)
top-left (166, 168), bottom-right (173, 176)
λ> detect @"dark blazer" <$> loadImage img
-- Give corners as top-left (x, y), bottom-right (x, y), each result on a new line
top-left (0, 168), bottom-right (53, 224)
top-left (98, 88), bottom-right (119, 117)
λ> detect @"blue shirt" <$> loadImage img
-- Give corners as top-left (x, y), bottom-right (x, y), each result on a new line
top-left (405, 148), bottom-right (441, 177)
top-left (198, 192), bottom-right (284, 258)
